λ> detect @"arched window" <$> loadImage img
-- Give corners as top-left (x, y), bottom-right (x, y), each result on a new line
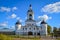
top-left (34, 28), bottom-right (35, 30)
top-left (29, 14), bottom-right (32, 16)
top-left (29, 14), bottom-right (32, 20)
top-left (23, 28), bottom-right (24, 30)
top-left (37, 28), bottom-right (39, 30)
top-left (29, 28), bottom-right (31, 30)
top-left (25, 28), bottom-right (27, 30)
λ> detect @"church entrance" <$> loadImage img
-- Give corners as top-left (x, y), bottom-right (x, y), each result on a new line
top-left (28, 32), bottom-right (32, 35)
top-left (37, 33), bottom-right (40, 35)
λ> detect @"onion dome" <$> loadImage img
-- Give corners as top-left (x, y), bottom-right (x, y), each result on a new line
top-left (41, 20), bottom-right (47, 24)
top-left (15, 20), bottom-right (21, 25)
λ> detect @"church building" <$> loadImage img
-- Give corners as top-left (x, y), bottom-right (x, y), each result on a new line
top-left (15, 4), bottom-right (48, 36)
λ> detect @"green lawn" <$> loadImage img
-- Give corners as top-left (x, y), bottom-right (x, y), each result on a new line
top-left (0, 34), bottom-right (40, 40)
top-left (57, 38), bottom-right (60, 40)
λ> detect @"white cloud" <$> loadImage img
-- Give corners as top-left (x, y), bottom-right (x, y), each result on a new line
top-left (16, 17), bottom-right (20, 20)
top-left (38, 15), bottom-right (52, 21)
top-left (19, 19), bottom-right (23, 22)
top-left (0, 7), bottom-right (11, 12)
top-left (10, 14), bottom-right (17, 18)
top-left (16, 17), bottom-right (23, 22)
top-left (12, 7), bottom-right (17, 11)
top-left (36, 15), bottom-right (52, 25)
top-left (41, 2), bottom-right (60, 13)
top-left (9, 14), bottom-right (23, 22)
top-left (10, 26), bottom-right (15, 29)
top-left (25, 17), bottom-right (27, 19)
top-left (49, 17), bottom-right (52, 19)
top-left (0, 21), bottom-right (8, 27)
top-left (0, 7), bottom-right (17, 12)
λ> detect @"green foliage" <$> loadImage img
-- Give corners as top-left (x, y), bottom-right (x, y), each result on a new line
top-left (58, 28), bottom-right (60, 31)
top-left (53, 27), bottom-right (57, 36)
top-left (53, 27), bottom-right (60, 37)
top-left (53, 27), bottom-right (57, 33)
top-left (47, 25), bottom-right (52, 35)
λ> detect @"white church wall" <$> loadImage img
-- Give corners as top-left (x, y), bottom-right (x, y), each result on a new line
top-left (41, 24), bottom-right (47, 36)
top-left (15, 4), bottom-right (48, 36)
top-left (26, 22), bottom-right (36, 26)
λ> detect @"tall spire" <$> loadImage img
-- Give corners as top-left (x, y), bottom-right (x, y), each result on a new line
top-left (28, 4), bottom-right (33, 12)
top-left (29, 4), bottom-right (32, 10)
top-left (30, 4), bottom-right (32, 7)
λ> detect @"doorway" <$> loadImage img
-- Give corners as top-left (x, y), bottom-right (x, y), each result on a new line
top-left (28, 31), bottom-right (32, 35)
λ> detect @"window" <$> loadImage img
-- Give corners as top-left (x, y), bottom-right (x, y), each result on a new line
top-left (29, 14), bottom-right (32, 20)
top-left (29, 28), bottom-right (31, 30)
top-left (37, 28), bottom-right (39, 30)
top-left (25, 28), bottom-right (27, 30)
top-left (34, 28), bottom-right (35, 30)
top-left (29, 18), bottom-right (32, 20)
top-left (23, 28), bottom-right (24, 30)
top-left (41, 27), bottom-right (42, 29)
top-left (29, 14), bottom-right (32, 16)
top-left (32, 24), bottom-right (34, 25)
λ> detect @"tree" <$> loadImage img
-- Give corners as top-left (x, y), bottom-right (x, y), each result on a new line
top-left (53, 27), bottom-right (57, 33)
top-left (53, 27), bottom-right (57, 37)
top-left (57, 27), bottom-right (60, 37)
top-left (58, 27), bottom-right (60, 31)
top-left (47, 25), bottom-right (52, 35)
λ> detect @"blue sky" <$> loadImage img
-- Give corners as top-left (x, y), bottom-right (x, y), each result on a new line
top-left (0, 0), bottom-right (60, 29)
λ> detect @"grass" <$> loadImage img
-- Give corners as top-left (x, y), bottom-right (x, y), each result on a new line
top-left (13, 37), bottom-right (40, 40)
top-left (10, 35), bottom-right (41, 40)
top-left (0, 34), bottom-right (41, 40)
top-left (0, 34), bottom-right (12, 40)
top-left (57, 38), bottom-right (60, 40)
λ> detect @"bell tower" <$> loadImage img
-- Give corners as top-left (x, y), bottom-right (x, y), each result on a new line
top-left (25, 4), bottom-right (36, 26)
top-left (27, 4), bottom-right (34, 20)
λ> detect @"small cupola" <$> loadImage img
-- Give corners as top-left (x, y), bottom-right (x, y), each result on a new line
top-left (15, 20), bottom-right (21, 30)
top-left (41, 20), bottom-right (47, 24)
top-left (15, 20), bottom-right (21, 25)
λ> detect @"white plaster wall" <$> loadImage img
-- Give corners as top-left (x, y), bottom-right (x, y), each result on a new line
top-left (26, 21), bottom-right (36, 26)
top-left (41, 24), bottom-right (47, 36)
top-left (27, 12), bottom-right (34, 20)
